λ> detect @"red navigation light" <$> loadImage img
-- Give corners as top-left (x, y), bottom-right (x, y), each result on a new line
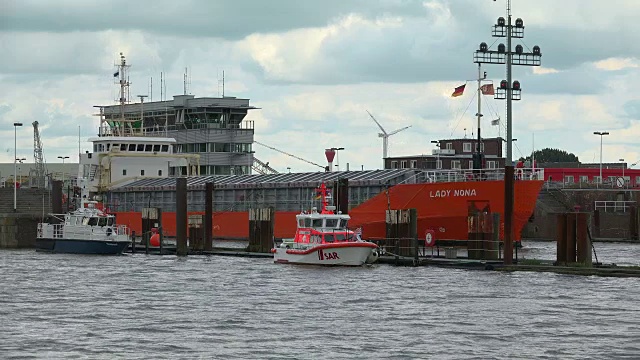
top-left (500, 80), bottom-right (508, 89)
top-left (513, 81), bottom-right (521, 91)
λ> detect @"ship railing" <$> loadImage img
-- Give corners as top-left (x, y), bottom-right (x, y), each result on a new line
top-left (400, 168), bottom-right (544, 184)
top-left (97, 121), bottom-right (255, 137)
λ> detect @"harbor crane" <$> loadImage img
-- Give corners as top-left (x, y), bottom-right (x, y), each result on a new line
top-left (252, 157), bottom-right (279, 175)
top-left (253, 141), bottom-right (326, 171)
top-left (30, 121), bottom-right (48, 188)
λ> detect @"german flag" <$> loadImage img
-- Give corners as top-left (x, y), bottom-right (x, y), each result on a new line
top-left (451, 84), bottom-right (465, 97)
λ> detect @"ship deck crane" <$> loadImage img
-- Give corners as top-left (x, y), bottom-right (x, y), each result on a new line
top-left (253, 141), bottom-right (326, 171)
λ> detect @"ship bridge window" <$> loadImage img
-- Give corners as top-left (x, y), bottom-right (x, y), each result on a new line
top-left (335, 234), bottom-right (347, 242)
top-left (145, 144), bottom-right (152, 152)
top-left (107, 218), bottom-right (114, 226)
top-left (153, 145), bottom-right (161, 152)
top-left (128, 144), bottom-right (136, 151)
top-left (339, 219), bottom-right (349, 228)
top-left (88, 217), bottom-right (98, 226)
top-left (107, 144), bottom-right (111, 151)
top-left (325, 219), bottom-right (339, 228)
top-left (304, 218), bottom-right (311, 227)
top-left (98, 217), bottom-right (107, 227)
top-left (136, 144), bottom-right (144, 151)
top-left (312, 219), bottom-right (323, 228)
top-left (298, 219), bottom-right (304, 227)
top-left (161, 145), bottom-right (169, 152)
top-left (324, 234), bottom-right (335, 243)
top-left (120, 144), bottom-right (127, 151)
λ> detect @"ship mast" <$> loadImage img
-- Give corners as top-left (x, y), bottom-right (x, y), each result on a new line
top-left (116, 52), bottom-right (131, 136)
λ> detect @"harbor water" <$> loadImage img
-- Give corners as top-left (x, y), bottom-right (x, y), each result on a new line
top-left (1, 240), bottom-right (639, 359)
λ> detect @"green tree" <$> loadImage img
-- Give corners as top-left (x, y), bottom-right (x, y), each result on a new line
top-left (523, 148), bottom-right (579, 163)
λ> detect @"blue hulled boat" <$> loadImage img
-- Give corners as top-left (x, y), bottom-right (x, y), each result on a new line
top-left (36, 201), bottom-right (131, 255)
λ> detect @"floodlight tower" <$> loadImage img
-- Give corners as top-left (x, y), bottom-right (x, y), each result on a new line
top-left (473, 0), bottom-right (542, 264)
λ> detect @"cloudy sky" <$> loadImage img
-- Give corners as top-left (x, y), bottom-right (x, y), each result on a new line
top-left (1, 0), bottom-right (640, 172)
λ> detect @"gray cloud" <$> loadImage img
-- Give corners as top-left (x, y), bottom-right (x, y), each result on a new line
top-left (1, 0), bottom-right (425, 39)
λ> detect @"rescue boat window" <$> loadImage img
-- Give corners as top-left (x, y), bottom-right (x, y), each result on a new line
top-left (312, 219), bottom-right (323, 228)
top-left (298, 219), bottom-right (304, 227)
top-left (98, 217), bottom-right (107, 226)
top-left (335, 234), bottom-right (346, 241)
top-left (339, 219), bottom-right (349, 228)
top-left (304, 218), bottom-right (311, 227)
top-left (324, 234), bottom-right (335, 243)
top-left (107, 217), bottom-right (114, 226)
top-left (88, 217), bottom-right (98, 226)
top-left (325, 219), bottom-right (339, 228)
top-left (82, 217), bottom-right (89, 225)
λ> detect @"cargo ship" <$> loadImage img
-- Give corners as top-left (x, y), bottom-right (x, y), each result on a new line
top-left (102, 168), bottom-right (543, 243)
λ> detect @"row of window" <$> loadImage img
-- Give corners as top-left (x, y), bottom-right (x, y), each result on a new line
top-left (462, 143), bottom-right (485, 153)
top-left (438, 142), bottom-right (485, 152)
top-left (390, 160), bottom-right (498, 169)
top-left (122, 169), bottom-right (164, 176)
top-left (94, 143), bottom-right (171, 153)
top-left (176, 143), bottom-right (253, 154)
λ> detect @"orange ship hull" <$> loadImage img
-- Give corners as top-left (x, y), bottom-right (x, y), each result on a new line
top-left (113, 180), bottom-right (543, 242)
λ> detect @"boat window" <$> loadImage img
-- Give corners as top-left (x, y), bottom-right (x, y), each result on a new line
top-left (128, 144), bottom-right (136, 151)
top-left (145, 144), bottom-right (152, 151)
top-left (88, 217), bottom-right (98, 226)
top-left (325, 219), bottom-right (339, 228)
top-left (298, 219), bottom-right (304, 227)
top-left (136, 144), bottom-right (144, 151)
top-left (120, 144), bottom-right (127, 151)
top-left (153, 145), bottom-right (161, 152)
top-left (339, 219), bottom-right (349, 228)
top-left (161, 145), bottom-right (169, 152)
top-left (335, 234), bottom-right (347, 241)
top-left (312, 219), bottom-right (323, 228)
top-left (98, 217), bottom-right (107, 226)
top-left (82, 217), bottom-right (89, 225)
top-left (303, 218), bottom-right (311, 227)
top-left (324, 234), bottom-right (335, 243)
top-left (107, 144), bottom-right (111, 151)
top-left (107, 217), bottom-right (114, 226)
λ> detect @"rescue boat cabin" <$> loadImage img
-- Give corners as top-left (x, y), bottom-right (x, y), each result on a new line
top-left (293, 183), bottom-right (357, 244)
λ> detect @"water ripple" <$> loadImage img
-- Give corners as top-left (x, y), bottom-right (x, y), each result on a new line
top-left (1, 242), bottom-right (640, 359)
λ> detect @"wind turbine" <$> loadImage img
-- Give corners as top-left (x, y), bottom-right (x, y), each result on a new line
top-left (366, 110), bottom-right (411, 169)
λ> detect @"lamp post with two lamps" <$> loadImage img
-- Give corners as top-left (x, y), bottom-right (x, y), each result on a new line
top-left (13, 122), bottom-right (23, 212)
top-left (593, 131), bottom-right (609, 184)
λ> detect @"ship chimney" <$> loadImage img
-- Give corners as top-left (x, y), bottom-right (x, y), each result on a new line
top-left (325, 149), bottom-right (336, 172)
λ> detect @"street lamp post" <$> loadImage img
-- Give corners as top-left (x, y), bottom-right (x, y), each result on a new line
top-left (431, 141), bottom-right (441, 169)
top-left (58, 156), bottom-right (70, 210)
top-left (593, 131), bottom-right (609, 184)
top-left (13, 122), bottom-right (23, 212)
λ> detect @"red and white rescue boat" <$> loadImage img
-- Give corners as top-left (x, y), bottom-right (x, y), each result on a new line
top-left (272, 183), bottom-right (379, 266)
